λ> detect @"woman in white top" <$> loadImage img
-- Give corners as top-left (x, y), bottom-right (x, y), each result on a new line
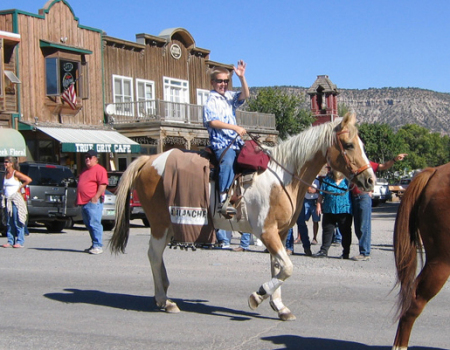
top-left (2, 156), bottom-right (31, 248)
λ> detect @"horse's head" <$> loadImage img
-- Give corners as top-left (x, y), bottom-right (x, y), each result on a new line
top-left (327, 112), bottom-right (375, 192)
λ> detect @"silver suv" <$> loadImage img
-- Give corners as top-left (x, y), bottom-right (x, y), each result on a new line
top-left (20, 162), bottom-right (79, 232)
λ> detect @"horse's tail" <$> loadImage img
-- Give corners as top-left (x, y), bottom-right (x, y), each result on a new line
top-left (394, 167), bottom-right (435, 320)
top-left (110, 156), bottom-right (152, 254)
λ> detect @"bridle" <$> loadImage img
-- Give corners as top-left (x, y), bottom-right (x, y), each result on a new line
top-left (334, 130), bottom-right (371, 182)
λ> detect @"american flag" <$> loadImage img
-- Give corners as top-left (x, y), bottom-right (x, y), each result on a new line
top-left (61, 83), bottom-right (77, 110)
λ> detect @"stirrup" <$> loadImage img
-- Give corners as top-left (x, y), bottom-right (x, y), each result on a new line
top-left (220, 195), bottom-right (236, 216)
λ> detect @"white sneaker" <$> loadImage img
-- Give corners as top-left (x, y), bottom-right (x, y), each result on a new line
top-left (89, 247), bottom-right (103, 255)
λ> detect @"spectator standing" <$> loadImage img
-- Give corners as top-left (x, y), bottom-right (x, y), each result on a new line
top-left (296, 178), bottom-right (321, 256)
top-left (313, 170), bottom-right (353, 259)
top-left (1, 157), bottom-right (32, 248)
top-left (203, 61), bottom-right (249, 215)
top-left (76, 150), bottom-right (108, 255)
top-left (351, 153), bottom-right (408, 261)
top-left (233, 232), bottom-right (252, 252)
top-left (285, 228), bottom-right (294, 255)
top-left (216, 229), bottom-right (231, 249)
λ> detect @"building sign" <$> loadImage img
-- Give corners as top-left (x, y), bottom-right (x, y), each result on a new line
top-left (0, 148), bottom-right (26, 157)
top-left (61, 143), bottom-right (140, 153)
top-left (170, 44), bottom-right (182, 59)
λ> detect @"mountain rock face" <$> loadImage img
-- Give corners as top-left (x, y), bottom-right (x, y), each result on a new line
top-left (251, 86), bottom-right (450, 134)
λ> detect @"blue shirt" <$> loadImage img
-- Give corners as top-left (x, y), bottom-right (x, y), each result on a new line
top-left (320, 175), bottom-right (352, 214)
top-left (203, 90), bottom-right (244, 151)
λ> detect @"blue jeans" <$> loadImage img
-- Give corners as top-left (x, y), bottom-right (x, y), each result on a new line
top-left (6, 203), bottom-right (25, 246)
top-left (216, 229), bottom-right (230, 245)
top-left (297, 198), bottom-right (320, 249)
top-left (352, 193), bottom-right (372, 256)
top-left (285, 228), bottom-right (294, 251)
top-left (240, 233), bottom-right (251, 249)
top-left (213, 148), bottom-right (238, 193)
top-left (333, 227), bottom-right (342, 243)
top-left (82, 201), bottom-right (104, 248)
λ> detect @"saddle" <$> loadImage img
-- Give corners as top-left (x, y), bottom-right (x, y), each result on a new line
top-left (199, 146), bottom-right (266, 219)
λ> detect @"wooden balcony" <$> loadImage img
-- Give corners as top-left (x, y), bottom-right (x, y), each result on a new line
top-left (106, 100), bottom-right (276, 131)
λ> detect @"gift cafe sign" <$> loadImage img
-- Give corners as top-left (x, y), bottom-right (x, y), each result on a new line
top-left (70, 143), bottom-right (134, 153)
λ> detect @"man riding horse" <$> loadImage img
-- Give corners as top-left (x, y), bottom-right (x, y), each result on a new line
top-left (203, 60), bottom-right (249, 216)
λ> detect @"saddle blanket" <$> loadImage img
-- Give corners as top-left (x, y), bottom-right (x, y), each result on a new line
top-left (163, 149), bottom-right (215, 245)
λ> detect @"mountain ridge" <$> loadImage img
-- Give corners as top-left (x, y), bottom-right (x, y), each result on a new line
top-left (249, 86), bottom-right (450, 135)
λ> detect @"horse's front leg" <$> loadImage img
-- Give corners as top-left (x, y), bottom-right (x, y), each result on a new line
top-left (248, 234), bottom-right (295, 321)
top-left (268, 252), bottom-right (296, 321)
top-left (148, 227), bottom-right (180, 313)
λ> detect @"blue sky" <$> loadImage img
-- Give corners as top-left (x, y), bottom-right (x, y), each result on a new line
top-left (3, 0), bottom-right (450, 92)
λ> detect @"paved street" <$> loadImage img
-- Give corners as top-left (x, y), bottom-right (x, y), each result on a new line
top-left (1, 202), bottom-right (448, 350)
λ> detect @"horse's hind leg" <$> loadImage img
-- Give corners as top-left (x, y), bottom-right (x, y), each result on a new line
top-left (393, 260), bottom-right (450, 350)
top-left (148, 228), bottom-right (180, 313)
top-left (248, 241), bottom-right (295, 321)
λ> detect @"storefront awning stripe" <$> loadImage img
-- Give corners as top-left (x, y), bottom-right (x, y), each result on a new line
top-left (36, 127), bottom-right (140, 154)
top-left (0, 128), bottom-right (27, 157)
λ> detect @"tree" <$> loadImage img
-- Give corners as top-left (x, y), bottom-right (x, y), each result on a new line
top-left (247, 87), bottom-right (315, 140)
top-left (338, 103), bottom-right (350, 118)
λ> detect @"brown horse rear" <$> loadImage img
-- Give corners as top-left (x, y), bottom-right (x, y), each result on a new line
top-left (393, 163), bottom-right (450, 349)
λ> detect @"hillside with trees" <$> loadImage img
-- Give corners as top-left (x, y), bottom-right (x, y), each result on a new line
top-left (246, 86), bottom-right (450, 181)
top-left (249, 86), bottom-right (450, 135)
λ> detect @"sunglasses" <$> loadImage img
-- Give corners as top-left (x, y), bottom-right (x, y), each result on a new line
top-left (214, 79), bottom-right (229, 84)
top-left (3, 160), bottom-right (10, 163)
top-left (85, 156), bottom-right (92, 159)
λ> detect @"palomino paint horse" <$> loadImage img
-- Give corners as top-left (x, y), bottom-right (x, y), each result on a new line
top-left (110, 112), bottom-right (375, 321)
top-left (393, 163), bottom-right (450, 349)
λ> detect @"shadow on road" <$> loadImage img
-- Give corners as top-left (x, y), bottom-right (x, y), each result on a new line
top-left (261, 334), bottom-right (446, 350)
top-left (42, 289), bottom-right (446, 349)
top-left (44, 288), bottom-right (273, 321)
top-left (372, 202), bottom-right (400, 220)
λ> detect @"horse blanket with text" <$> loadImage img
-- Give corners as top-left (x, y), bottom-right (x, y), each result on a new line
top-left (163, 149), bottom-right (215, 245)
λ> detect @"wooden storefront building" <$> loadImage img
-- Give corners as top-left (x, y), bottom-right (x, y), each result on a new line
top-left (103, 28), bottom-right (277, 169)
top-left (0, 0), bottom-right (277, 173)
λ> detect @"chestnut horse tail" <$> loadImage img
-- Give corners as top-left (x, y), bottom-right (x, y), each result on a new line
top-left (394, 167), bottom-right (436, 320)
top-left (110, 156), bottom-right (152, 254)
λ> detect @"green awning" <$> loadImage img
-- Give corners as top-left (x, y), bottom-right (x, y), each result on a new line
top-left (36, 127), bottom-right (140, 154)
top-left (0, 128), bottom-right (26, 157)
top-left (39, 39), bottom-right (93, 55)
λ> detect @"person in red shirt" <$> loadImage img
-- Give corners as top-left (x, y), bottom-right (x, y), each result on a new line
top-left (77, 149), bottom-right (108, 255)
top-left (351, 153), bottom-right (407, 261)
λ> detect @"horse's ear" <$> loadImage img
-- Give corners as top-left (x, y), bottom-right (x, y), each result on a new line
top-left (341, 112), bottom-right (356, 128)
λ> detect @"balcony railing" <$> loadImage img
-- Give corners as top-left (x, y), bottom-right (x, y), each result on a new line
top-left (107, 100), bottom-right (276, 130)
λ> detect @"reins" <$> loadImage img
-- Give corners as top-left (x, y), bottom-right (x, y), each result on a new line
top-left (247, 131), bottom-right (365, 196)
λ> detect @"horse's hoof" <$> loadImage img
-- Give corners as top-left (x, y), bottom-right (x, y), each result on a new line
top-left (279, 310), bottom-right (296, 321)
top-left (272, 306), bottom-right (297, 321)
top-left (165, 300), bottom-right (180, 313)
top-left (157, 299), bottom-right (180, 313)
top-left (248, 292), bottom-right (264, 310)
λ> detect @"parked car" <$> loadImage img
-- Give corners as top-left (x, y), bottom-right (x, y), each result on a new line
top-left (372, 178), bottom-right (392, 207)
top-left (107, 171), bottom-right (149, 227)
top-left (19, 162), bottom-right (79, 232)
top-left (71, 190), bottom-right (116, 231)
top-left (391, 177), bottom-right (412, 199)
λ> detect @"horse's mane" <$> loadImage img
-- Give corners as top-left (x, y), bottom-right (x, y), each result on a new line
top-left (269, 118), bottom-right (343, 172)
